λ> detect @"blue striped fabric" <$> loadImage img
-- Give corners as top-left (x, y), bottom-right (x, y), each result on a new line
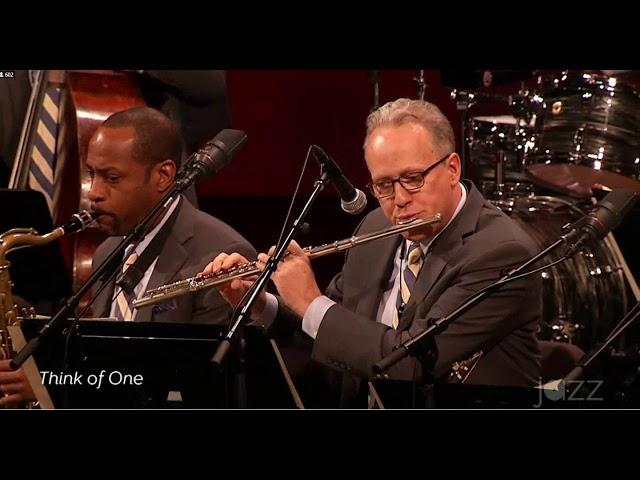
top-left (28, 85), bottom-right (62, 215)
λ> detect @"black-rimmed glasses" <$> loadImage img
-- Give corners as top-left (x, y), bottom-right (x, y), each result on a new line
top-left (368, 153), bottom-right (452, 198)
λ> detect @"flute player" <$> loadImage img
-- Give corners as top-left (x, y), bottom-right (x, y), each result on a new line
top-left (202, 99), bottom-right (542, 407)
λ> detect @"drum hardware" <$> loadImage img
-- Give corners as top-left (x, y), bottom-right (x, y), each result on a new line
top-left (524, 71), bottom-right (640, 196)
top-left (414, 70), bottom-right (427, 101)
top-left (369, 70), bottom-right (380, 112)
top-left (462, 70), bottom-right (639, 352)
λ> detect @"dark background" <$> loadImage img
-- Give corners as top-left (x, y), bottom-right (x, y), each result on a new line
top-left (198, 69), bottom-right (639, 292)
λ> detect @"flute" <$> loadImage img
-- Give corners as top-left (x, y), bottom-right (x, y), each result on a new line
top-left (133, 215), bottom-right (442, 309)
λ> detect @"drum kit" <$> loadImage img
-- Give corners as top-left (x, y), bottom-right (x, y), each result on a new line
top-left (457, 70), bottom-right (640, 350)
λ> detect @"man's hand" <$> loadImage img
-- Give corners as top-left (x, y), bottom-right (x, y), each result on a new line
top-left (200, 252), bottom-right (267, 316)
top-left (0, 360), bottom-right (36, 408)
top-left (262, 240), bottom-right (322, 317)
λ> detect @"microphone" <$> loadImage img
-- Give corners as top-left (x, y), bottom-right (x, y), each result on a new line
top-left (176, 129), bottom-right (248, 189)
top-left (564, 189), bottom-right (638, 253)
top-left (312, 145), bottom-right (367, 215)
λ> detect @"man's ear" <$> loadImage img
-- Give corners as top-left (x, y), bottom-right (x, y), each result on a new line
top-left (447, 153), bottom-right (461, 185)
top-left (155, 159), bottom-right (177, 193)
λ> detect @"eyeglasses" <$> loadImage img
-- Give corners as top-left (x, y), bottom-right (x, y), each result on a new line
top-left (367, 153), bottom-right (452, 198)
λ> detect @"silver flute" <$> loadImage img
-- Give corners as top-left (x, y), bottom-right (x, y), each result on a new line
top-left (133, 215), bottom-right (441, 309)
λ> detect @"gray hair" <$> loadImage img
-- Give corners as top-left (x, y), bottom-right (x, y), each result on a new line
top-left (364, 98), bottom-right (455, 156)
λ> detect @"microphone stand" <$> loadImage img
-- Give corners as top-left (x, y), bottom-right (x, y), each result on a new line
top-left (450, 89), bottom-right (476, 179)
top-left (564, 301), bottom-right (640, 383)
top-left (369, 70), bottom-right (380, 112)
top-left (373, 226), bottom-right (584, 387)
top-left (210, 170), bottom-right (329, 406)
top-left (10, 173), bottom-right (197, 370)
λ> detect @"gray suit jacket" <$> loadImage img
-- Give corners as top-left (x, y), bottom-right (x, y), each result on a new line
top-left (274, 181), bottom-right (541, 396)
top-left (91, 199), bottom-right (256, 324)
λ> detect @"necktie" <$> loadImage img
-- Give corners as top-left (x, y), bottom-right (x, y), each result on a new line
top-left (113, 253), bottom-right (139, 322)
top-left (28, 83), bottom-right (62, 216)
top-left (391, 242), bottom-right (424, 329)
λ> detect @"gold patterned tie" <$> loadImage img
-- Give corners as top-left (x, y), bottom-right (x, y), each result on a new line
top-left (391, 242), bottom-right (424, 329)
top-left (113, 253), bottom-right (139, 321)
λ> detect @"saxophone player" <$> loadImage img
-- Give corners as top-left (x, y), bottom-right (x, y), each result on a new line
top-left (1, 106), bottom-right (255, 407)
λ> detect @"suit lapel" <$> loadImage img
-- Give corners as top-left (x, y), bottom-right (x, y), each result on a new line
top-left (355, 234), bottom-right (403, 320)
top-left (92, 278), bottom-right (116, 318)
top-left (134, 200), bottom-right (192, 323)
top-left (91, 238), bottom-right (121, 318)
top-left (397, 182), bottom-right (485, 329)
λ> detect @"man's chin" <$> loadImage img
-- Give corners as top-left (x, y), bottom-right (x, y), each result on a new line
top-left (96, 226), bottom-right (114, 236)
top-left (402, 227), bottom-right (432, 242)
top-left (94, 219), bottom-right (119, 236)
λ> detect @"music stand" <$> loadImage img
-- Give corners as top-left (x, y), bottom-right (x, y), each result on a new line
top-left (17, 318), bottom-right (304, 409)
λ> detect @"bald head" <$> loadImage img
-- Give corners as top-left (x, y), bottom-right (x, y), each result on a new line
top-left (98, 106), bottom-right (183, 168)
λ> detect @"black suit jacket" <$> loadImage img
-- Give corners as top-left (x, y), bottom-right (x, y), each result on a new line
top-left (91, 198), bottom-right (255, 324)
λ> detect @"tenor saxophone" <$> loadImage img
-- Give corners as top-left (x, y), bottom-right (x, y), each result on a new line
top-left (1, 211), bottom-right (97, 362)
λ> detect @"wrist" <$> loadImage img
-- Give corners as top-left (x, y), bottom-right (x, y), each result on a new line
top-left (296, 292), bottom-right (322, 317)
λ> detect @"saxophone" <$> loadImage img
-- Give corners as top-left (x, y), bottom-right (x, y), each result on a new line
top-left (1, 211), bottom-right (97, 362)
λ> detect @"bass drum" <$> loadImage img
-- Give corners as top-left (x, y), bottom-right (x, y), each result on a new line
top-left (496, 195), bottom-right (628, 349)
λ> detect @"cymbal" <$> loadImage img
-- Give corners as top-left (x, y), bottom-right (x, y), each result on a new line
top-left (525, 164), bottom-right (640, 198)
